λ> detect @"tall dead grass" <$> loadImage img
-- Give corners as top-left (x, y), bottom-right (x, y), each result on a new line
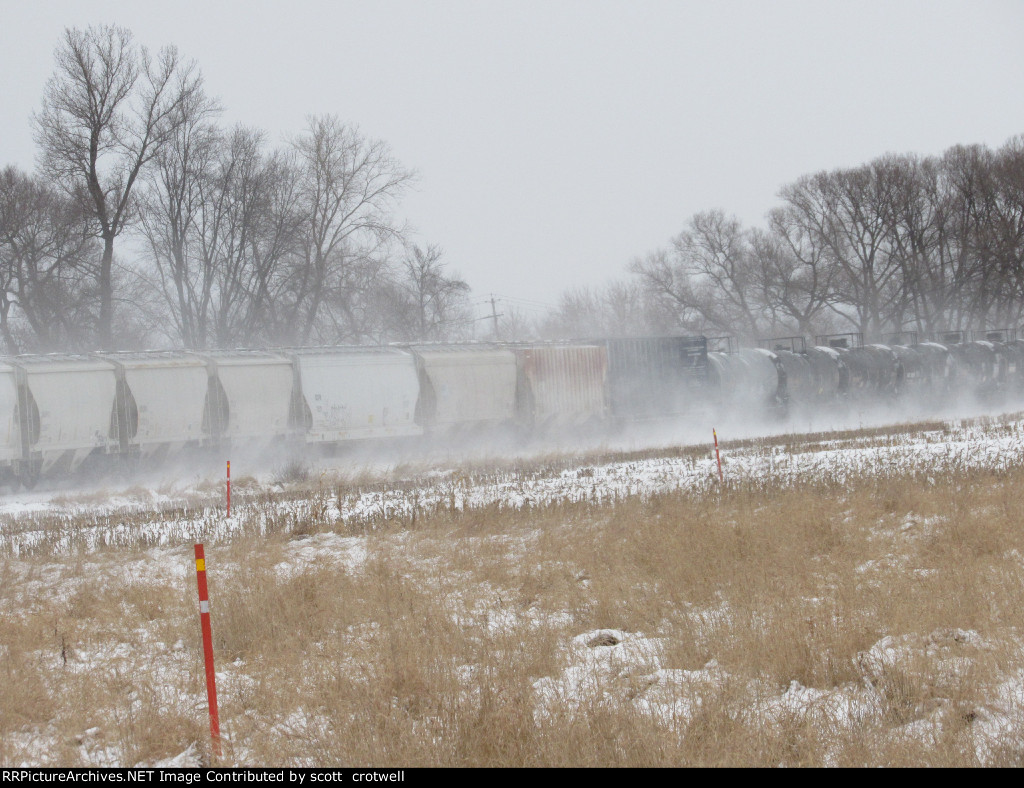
top-left (4, 445), bottom-right (1024, 765)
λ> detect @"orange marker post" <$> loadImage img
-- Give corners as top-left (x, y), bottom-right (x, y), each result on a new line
top-left (194, 543), bottom-right (221, 757)
top-left (713, 429), bottom-right (723, 485)
top-left (226, 460), bottom-right (231, 518)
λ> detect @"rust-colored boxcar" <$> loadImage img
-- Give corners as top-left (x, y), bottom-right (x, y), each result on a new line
top-left (513, 344), bottom-right (608, 428)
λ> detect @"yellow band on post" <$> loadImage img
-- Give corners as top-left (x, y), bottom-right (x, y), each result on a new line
top-left (196, 558), bottom-right (206, 572)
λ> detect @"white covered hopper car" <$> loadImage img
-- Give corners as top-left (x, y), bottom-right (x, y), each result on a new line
top-left (288, 347), bottom-right (422, 442)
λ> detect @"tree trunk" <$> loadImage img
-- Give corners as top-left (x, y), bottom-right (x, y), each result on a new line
top-left (99, 236), bottom-right (115, 349)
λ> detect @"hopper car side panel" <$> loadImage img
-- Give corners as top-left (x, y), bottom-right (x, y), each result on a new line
top-left (16, 357), bottom-right (117, 472)
top-left (294, 349), bottom-right (422, 443)
top-left (127, 365), bottom-right (209, 450)
top-left (413, 348), bottom-right (518, 428)
top-left (106, 354), bottom-right (210, 455)
top-left (515, 345), bottom-right (607, 427)
top-left (0, 364), bottom-right (18, 466)
top-left (202, 353), bottom-right (294, 442)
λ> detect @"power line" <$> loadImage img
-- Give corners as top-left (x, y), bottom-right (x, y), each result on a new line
top-left (473, 294), bottom-right (557, 317)
top-left (496, 294), bottom-right (557, 310)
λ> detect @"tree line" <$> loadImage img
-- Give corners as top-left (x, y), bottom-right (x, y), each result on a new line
top-left (7, 27), bottom-right (1022, 353)
top-left (541, 138), bottom-right (1024, 344)
top-left (0, 25), bottom-right (471, 354)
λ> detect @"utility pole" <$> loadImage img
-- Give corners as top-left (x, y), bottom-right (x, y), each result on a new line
top-left (490, 295), bottom-right (500, 340)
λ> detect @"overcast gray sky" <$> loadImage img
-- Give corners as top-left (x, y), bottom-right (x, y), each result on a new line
top-left (3, 0), bottom-right (1023, 321)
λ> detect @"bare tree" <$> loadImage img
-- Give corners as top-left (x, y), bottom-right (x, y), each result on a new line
top-left (602, 279), bottom-right (666, 335)
top-left (626, 249), bottom-right (700, 328)
top-left (541, 287), bottom-right (606, 339)
top-left (542, 280), bottom-right (665, 339)
top-left (198, 128), bottom-right (302, 348)
top-left (779, 161), bottom-right (906, 338)
top-left (758, 207), bottom-right (840, 335)
top-left (988, 137), bottom-right (1024, 327)
top-left (631, 210), bottom-right (766, 339)
top-left (0, 166), bottom-right (95, 353)
top-left (138, 90), bottom-right (221, 348)
top-left (145, 124), bottom-right (303, 349)
top-left (935, 144), bottom-right (1002, 330)
top-left (33, 24), bottom-right (204, 348)
top-left (496, 305), bottom-right (539, 342)
top-left (285, 116), bottom-right (415, 344)
top-left (391, 243), bottom-right (470, 341)
top-left (878, 154), bottom-right (962, 335)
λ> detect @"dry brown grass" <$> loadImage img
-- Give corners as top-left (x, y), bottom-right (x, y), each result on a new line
top-left (4, 431), bottom-right (1024, 765)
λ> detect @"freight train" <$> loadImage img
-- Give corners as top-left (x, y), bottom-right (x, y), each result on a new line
top-left (0, 332), bottom-right (1021, 489)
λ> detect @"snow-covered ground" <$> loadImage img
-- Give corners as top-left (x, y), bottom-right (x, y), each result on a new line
top-left (2, 413), bottom-right (1023, 556)
top-left (3, 411), bottom-right (1024, 766)
top-left (531, 626), bottom-right (1024, 766)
